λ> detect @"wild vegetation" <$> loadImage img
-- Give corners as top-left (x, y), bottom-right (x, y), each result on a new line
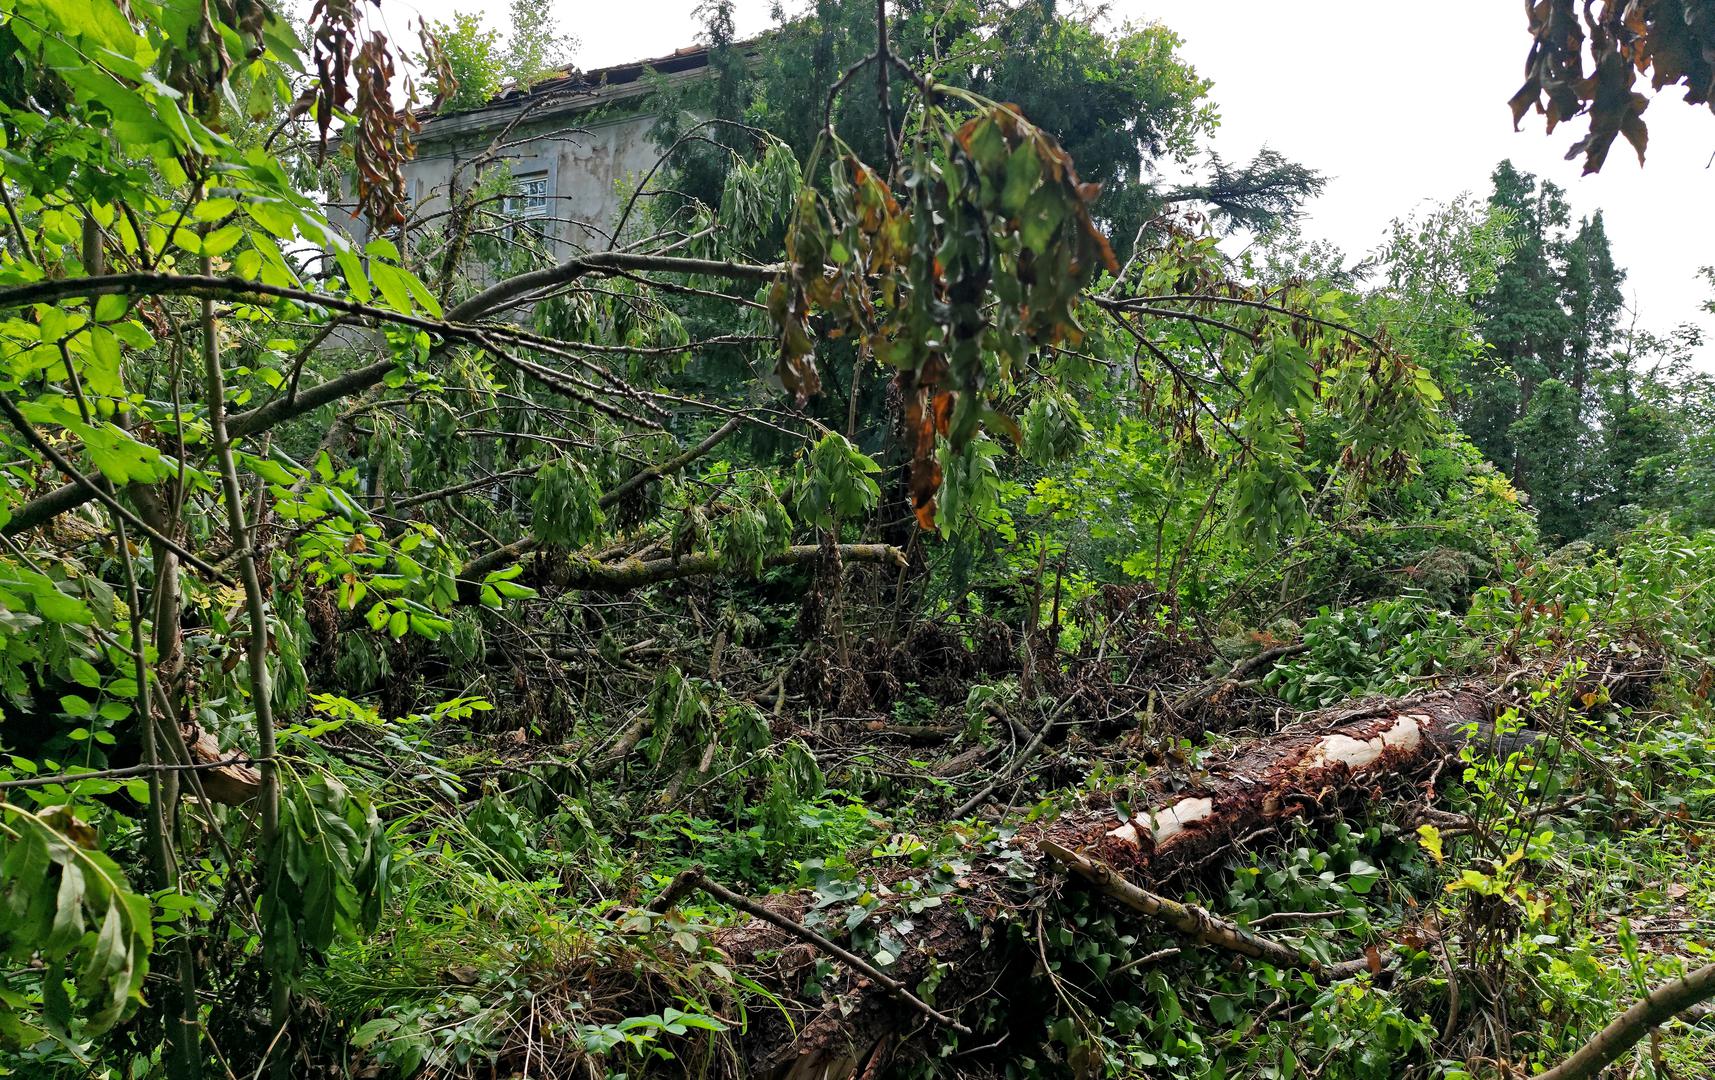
top-left (2, 0), bottom-right (1715, 1078)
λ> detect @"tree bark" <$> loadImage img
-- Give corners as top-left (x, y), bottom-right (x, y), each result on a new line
top-left (708, 649), bottom-right (1657, 1079)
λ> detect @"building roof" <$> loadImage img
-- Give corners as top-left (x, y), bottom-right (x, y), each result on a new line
top-left (505, 44), bottom-right (718, 104)
top-left (419, 41), bottom-right (754, 141)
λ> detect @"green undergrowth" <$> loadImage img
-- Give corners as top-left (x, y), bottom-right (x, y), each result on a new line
top-left (276, 528), bottom-right (1715, 1079)
top-left (17, 531), bottom-right (1714, 1079)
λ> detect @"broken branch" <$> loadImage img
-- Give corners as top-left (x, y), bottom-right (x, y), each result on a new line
top-left (1531, 962), bottom-right (1715, 1080)
top-left (1041, 839), bottom-right (1316, 971)
top-left (689, 870), bottom-right (972, 1036)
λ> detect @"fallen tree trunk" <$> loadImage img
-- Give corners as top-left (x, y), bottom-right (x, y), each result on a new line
top-left (456, 542), bottom-right (906, 604)
top-left (707, 647), bottom-right (1657, 1079)
top-left (1094, 689), bottom-right (1489, 874)
top-left (1093, 646), bottom-right (1653, 876)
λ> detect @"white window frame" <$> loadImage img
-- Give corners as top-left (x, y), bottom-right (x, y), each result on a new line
top-left (504, 170), bottom-right (551, 241)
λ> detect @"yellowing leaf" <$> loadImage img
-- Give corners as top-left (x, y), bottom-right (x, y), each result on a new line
top-left (1416, 823), bottom-right (1444, 865)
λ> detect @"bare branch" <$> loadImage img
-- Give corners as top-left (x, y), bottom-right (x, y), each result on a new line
top-left (1532, 962), bottom-right (1715, 1080)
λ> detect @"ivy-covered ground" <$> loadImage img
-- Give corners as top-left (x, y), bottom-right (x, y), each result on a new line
top-left (257, 530), bottom-right (1715, 1080)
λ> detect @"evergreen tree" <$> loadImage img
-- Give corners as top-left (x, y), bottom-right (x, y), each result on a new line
top-left (1510, 378), bottom-right (1583, 543)
top-left (1561, 211), bottom-right (1626, 407)
top-left (1471, 161), bottom-right (1572, 480)
top-left (1467, 161), bottom-right (1627, 544)
top-left (1590, 328), bottom-right (1715, 536)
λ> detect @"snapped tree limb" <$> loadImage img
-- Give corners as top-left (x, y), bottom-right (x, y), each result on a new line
top-left (685, 870), bottom-right (971, 1036)
top-left (452, 414), bottom-right (748, 591)
top-left (0, 254), bottom-right (779, 537)
top-left (1531, 962), bottom-right (1715, 1080)
top-left (458, 543), bottom-right (906, 604)
top-left (1040, 839), bottom-right (1319, 971)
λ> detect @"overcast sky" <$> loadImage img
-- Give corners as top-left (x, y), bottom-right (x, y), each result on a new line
top-left (379, 0), bottom-right (1715, 352)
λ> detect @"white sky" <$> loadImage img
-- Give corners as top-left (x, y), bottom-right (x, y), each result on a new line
top-left (378, 0), bottom-right (1715, 352)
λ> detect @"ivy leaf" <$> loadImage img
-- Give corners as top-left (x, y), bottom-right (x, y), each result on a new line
top-left (1347, 858), bottom-right (1382, 895)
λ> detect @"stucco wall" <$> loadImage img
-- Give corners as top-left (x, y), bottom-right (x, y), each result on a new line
top-left (327, 102), bottom-right (670, 262)
top-left (408, 108), bottom-right (664, 255)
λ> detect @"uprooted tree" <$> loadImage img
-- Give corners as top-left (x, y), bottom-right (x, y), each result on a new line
top-left (3, 0), bottom-right (1715, 1077)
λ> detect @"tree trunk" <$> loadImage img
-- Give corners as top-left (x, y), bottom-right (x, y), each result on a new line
top-left (710, 648), bottom-right (1656, 1079)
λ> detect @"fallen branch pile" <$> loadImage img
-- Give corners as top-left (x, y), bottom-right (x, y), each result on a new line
top-left (697, 645), bottom-right (1658, 1079)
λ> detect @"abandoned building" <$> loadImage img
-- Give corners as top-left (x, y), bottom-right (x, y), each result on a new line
top-left (328, 44), bottom-right (727, 259)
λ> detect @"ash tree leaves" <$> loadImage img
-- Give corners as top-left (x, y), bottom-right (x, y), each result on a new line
top-left (764, 81), bottom-right (1438, 553)
top-left (1102, 236), bottom-right (1446, 555)
top-left (477, 563), bottom-right (537, 610)
top-left (286, 458), bottom-right (463, 641)
top-left (1511, 0), bottom-right (1715, 172)
top-left (531, 458), bottom-right (606, 549)
top-left (794, 433), bottom-right (880, 530)
top-left (0, 0), bottom-right (446, 562)
top-left (0, 803), bottom-right (152, 1045)
top-left (717, 479), bottom-right (794, 577)
top-left (764, 81), bottom-right (1433, 558)
top-left (770, 101), bottom-right (1117, 530)
top-left (261, 771), bottom-right (390, 985)
top-left (1021, 392), bottom-right (1091, 465)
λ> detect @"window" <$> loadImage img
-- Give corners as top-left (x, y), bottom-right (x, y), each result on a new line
top-left (503, 172), bottom-right (550, 240)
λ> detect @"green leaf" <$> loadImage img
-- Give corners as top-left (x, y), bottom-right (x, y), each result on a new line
top-left (1001, 141), bottom-right (1042, 216)
top-left (1347, 858), bottom-right (1381, 895)
top-left (68, 657), bottom-right (102, 688)
top-left (93, 294), bottom-right (128, 322)
top-left (201, 225), bottom-right (245, 257)
top-left (371, 261), bottom-right (412, 314)
top-left (194, 197), bottom-right (239, 222)
top-left (245, 456), bottom-right (296, 486)
top-left (76, 423), bottom-right (166, 485)
top-left (333, 245), bottom-right (372, 303)
top-left (85, 328), bottom-right (124, 396)
top-left (245, 201), bottom-right (297, 240)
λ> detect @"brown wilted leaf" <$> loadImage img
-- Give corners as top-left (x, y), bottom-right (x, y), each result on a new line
top-left (1512, 0), bottom-right (1715, 172)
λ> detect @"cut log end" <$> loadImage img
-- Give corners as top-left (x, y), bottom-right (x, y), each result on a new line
top-left (183, 723), bottom-right (260, 805)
